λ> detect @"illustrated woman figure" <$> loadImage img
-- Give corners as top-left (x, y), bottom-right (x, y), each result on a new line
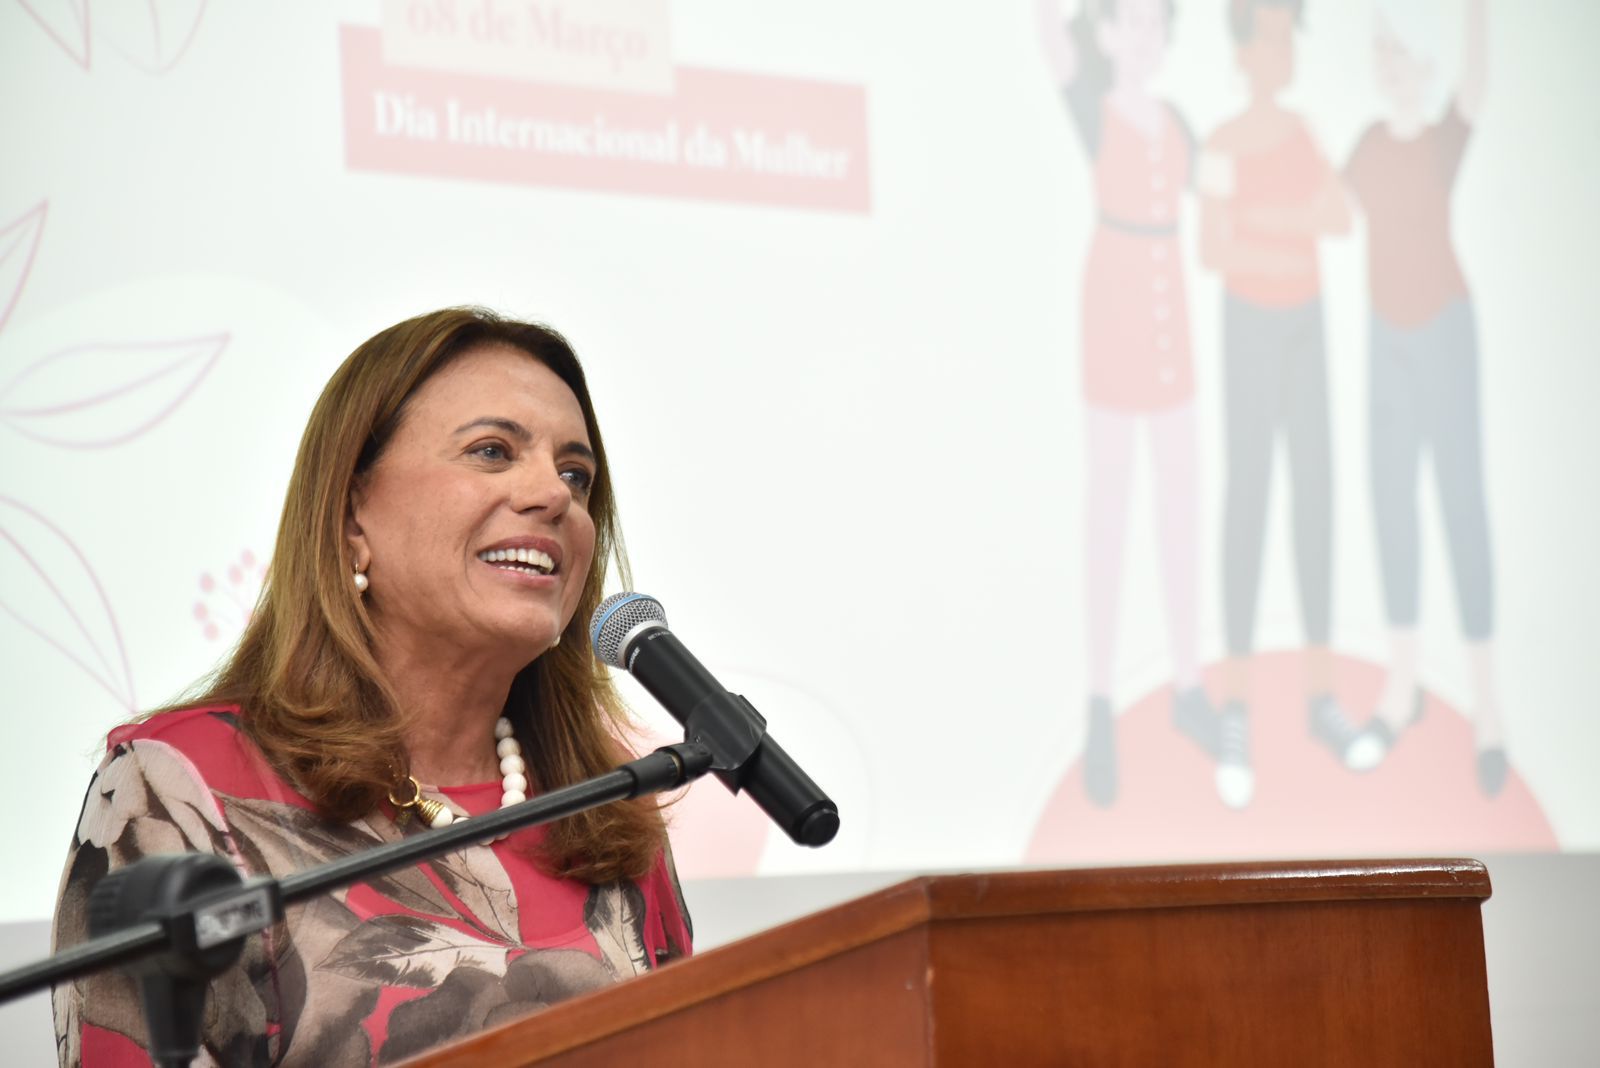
top-left (1345, 0), bottom-right (1506, 794)
top-left (1037, 0), bottom-right (1215, 806)
top-left (1197, 0), bottom-right (1354, 808)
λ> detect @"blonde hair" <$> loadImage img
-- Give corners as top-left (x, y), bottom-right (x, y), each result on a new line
top-left (179, 307), bottom-right (664, 882)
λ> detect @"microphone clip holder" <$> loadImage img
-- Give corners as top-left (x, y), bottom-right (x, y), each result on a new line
top-left (683, 691), bottom-right (767, 783)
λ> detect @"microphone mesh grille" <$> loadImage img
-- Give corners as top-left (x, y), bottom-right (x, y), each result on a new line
top-left (590, 592), bottom-right (667, 667)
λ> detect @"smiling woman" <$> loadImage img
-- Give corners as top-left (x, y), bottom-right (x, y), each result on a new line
top-left (50, 308), bottom-right (691, 1066)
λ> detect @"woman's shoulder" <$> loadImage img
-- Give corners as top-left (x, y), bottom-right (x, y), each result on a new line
top-left (104, 703), bottom-right (301, 804)
top-left (108, 703), bottom-right (244, 751)
top-left (106, 705), bottom-right (248, 775)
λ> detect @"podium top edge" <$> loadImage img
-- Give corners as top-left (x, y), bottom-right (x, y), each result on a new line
top-left (905, 857), bottom-right (1493, 921)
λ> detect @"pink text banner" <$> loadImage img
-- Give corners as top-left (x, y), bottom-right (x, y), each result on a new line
top-left (340, 25), bottom-right (872, 213)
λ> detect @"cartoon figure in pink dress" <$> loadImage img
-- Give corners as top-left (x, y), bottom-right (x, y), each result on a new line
top-left (1197, 0), bottom-right (1354, 808)
top-left (1037, 0), bottom-right (1215, 806)
top-left (1345, 0), bottom-right (1506, 794)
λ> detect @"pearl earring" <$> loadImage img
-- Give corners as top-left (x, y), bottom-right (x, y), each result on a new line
top-left (550, 633), bottom-right (561, 648)
top-left (353, 570), bottom-right (369, 593)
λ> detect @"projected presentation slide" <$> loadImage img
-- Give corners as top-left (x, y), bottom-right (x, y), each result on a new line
top-left (1, 0), bottom-right (1592, 935)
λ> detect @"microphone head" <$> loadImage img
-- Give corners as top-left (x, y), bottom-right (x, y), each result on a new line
top-left (590, 592), bottom-right (668, 668)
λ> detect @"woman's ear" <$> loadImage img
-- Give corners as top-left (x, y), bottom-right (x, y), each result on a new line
top-left (346, 485), bottom-right (370, 573)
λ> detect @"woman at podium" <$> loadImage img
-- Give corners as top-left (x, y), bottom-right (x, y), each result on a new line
top-left (51, 308), bottom-right (693, 1065)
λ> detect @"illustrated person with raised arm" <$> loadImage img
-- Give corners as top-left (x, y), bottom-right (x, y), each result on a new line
top-left (1197, 0), bottom-right (1354, 808)
top-left (51, 309), bottom-right (692, 1064)
top-left (1345, 0), bottom-right (1505, 794)
top-left (1037, 0), bottom-right (1215, 806)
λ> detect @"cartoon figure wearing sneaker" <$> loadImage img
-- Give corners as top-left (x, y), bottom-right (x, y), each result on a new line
top-left (1037, 0), bottom-right (1214, 806)
top-left (1197, 0), bottom-right (1353, 808)
top-left (1344, 0), bottom-right (1506, 794)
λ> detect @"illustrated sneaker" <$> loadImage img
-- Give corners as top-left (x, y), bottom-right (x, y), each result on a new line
top-left (1343, 690), bottom-right (1426, 772)
top-left (1215, 701), bottom-right (1254, 809)
top-left (1309, 693), bottom-right (1383, 771)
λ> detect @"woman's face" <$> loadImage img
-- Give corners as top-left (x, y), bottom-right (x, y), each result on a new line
top-left (347, 342), bottom-right (598, 665)
top-left (1098, 0), bottom-right (1169, 87)
top-left (1238, 6), bottom-right (1296, 99)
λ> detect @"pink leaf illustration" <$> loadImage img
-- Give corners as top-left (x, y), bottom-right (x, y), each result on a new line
top-left (0, 496), bottom-right (134, 710)
top-left (97, 0), bottom-right (208, 74)
top-left (0, 201), bottom-right (47, 336)
top-left (0, 332), bottom-right (228, 448)
top-left (15, 0), bottom-right (91, 69)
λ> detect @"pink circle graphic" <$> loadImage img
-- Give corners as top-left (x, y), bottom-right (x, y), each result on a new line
top-left (1028, 651), bottom-right (1557, 865)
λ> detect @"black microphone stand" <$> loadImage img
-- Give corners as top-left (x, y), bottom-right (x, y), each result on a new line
top-left (0, 741), bottom-right (715, 1068)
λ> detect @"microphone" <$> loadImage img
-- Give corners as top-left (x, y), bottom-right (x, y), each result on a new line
top-left (590, 593), bottom-right (840, 847)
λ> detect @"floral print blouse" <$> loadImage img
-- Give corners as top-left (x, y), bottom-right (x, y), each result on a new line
top-left (52, 706), bottom-right (692, 1066)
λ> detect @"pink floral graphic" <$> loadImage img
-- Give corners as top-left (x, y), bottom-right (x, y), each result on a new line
top-left (15, 0), bottom-right (89, 69)
top-left (0, 332), bottom-right (228, 448)
top-left (0, 198), bottom-right (228, 709)
top-left (0, 201), bottom-right (46, 336)
top-left (193, 548), bottom-right (265, 642)
top-left (15, 0), bottom-right (208, 73)
top-left (0, 201), bottom-right (230, 449)
top-left (97, 0), bottom-right (207, 73)
top-left (0, 495), bottom-right (135, 710)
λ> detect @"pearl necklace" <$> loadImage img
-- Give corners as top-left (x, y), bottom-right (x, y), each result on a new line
top-left (391, 717), bottom-right (528, 830)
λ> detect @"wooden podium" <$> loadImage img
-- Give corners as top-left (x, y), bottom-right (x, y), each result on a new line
top-left (402, 858), bottom-right (1494, 1066)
